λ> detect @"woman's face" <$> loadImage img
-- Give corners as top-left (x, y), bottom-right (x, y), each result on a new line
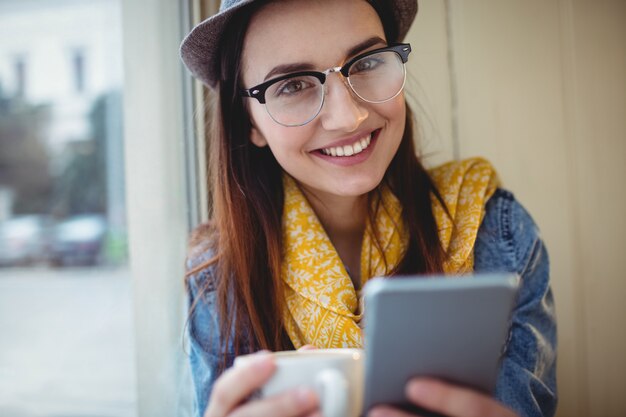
top-left (241, 0), bottom-right (406, 202)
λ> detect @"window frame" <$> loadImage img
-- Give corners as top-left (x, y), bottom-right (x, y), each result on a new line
top-left (121, 0), bottom-right (219, 415)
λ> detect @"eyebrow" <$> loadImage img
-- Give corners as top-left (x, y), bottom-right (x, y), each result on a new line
top-left (346, 36), bottom-right (387, 60)
top-left (262, 36), bottom-right (387, 82)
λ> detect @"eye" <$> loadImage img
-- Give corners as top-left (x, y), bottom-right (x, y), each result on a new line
top-left (275, 77), bottom-right (315, 96)
top-left (351, 55), bottom-right (385, 74)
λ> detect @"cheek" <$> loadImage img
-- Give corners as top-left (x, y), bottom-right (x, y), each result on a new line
top-left (380, 97), bottom-right (407, 157)
top-left (385, 95), bottom-right (407, 122)
top-left (248, 103), bottom-right (284, 148)
top-left (375, 95), bottom-right (407, 148)
top-left (249, 105), bottom-right (316, 155)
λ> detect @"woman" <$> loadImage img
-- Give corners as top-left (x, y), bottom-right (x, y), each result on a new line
top-left (181, 0), bottom-right (557, 416)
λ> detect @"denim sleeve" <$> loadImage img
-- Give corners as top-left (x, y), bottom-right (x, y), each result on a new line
top-left (474, 190), bottom-right (558, 417)
top-left (186, 251), bottom-right (223, 417)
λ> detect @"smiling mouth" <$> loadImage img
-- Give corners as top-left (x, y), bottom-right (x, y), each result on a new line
top-left (318, 131), bottom-right (375, 157)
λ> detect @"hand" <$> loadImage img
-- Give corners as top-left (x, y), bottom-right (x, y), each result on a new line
top-left (298, 344), bottom-right (318, 351)
top-left (368, 378), bottom-right (519, 417)
top-left (204, 350), bottom-right (320, 417)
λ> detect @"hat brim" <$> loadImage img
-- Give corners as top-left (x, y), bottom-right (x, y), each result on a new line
top-left (180, 0), bottom-right (417, 88)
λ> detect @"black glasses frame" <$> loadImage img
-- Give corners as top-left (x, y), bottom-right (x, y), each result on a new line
top-left (241, 43), bottom-right (411, 104)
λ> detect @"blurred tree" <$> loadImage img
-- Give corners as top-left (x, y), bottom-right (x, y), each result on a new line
top-left (0, 87), bottom-right (53, 214)
top-left (51, 141), bottom-right (105, 215)
top-left (51, 94), bottom-right (113, 216)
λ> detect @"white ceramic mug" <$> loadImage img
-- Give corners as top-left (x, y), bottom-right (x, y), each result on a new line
top-left (235, 348), bottom-right (364, 417)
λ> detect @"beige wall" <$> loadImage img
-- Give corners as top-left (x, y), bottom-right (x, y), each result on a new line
top-left (407, 1), bottom-right (626, 416)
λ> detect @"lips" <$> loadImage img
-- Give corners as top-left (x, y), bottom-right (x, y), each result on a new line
top-left (311, 129), bottom-right (381, 167)
top-left (314, 129), bottom-right (380, 157)
top-left (320, 132), bottom-right (372, 157)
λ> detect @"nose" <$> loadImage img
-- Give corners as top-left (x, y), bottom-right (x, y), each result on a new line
top-left (319, 74), bottom-right (368, 132)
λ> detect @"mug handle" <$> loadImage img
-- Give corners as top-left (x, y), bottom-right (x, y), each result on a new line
top-left (315, 369), bottom-right (348, 417)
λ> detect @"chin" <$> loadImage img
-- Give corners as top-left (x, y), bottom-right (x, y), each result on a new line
top-left (332, 176), bottom-right (382, 197)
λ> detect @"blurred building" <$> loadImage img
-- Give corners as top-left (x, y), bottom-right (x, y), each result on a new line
top-left (0, 0), bottom-right (123, 154)
top-left (0, 0), bottom-right (126, 260)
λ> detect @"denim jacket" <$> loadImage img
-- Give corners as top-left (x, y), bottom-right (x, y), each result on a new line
top-left (186, 189), bottom-right (557, 417)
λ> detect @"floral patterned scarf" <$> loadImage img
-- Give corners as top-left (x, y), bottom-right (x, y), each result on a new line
top-left (281, 158), bottom-right (499, 348)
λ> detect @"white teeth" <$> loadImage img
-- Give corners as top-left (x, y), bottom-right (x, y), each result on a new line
top-left (321, 133), bottom-right (373, 157)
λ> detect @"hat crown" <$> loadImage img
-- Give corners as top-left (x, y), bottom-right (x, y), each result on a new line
top-left (181, 0), bottom-right (418, 88)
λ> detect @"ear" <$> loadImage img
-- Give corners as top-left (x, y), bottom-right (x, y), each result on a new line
top-left (250, 126), bottom-right (268, 148)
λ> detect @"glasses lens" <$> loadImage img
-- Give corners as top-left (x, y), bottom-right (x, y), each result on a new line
top-left (348, 50), bottom-right (406, 103)
top-left (265, 75), bottom-right (323, 126)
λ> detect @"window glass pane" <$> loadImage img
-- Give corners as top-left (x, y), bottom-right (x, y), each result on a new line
top-left (0, 0), bottom-right (135, 416)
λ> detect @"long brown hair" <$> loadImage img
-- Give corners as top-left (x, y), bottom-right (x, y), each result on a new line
top-left (186, 1), bottom-right (446, 368)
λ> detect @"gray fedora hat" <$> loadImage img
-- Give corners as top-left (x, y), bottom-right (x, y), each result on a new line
top-left (180, 0), bottom-right (418, 88)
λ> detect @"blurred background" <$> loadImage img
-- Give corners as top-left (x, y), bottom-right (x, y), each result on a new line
top-left (0, 0), bottom-right (126, 267)
top-left (0, 1), bottom-right (624, 417)
top-left (0, 0), bottom-right (134, 416)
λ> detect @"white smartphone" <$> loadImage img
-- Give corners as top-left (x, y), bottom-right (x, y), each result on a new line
top-left (362, 274), bottom-right (519, 415)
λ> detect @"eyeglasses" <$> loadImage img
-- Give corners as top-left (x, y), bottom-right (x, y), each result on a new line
top-left (241, 43), bottom-right (411, 127)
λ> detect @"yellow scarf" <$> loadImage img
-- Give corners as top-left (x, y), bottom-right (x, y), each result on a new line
top-left (281, 157), bottom-right (499, 348)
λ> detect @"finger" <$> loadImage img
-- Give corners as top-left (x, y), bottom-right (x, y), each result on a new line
top-left (205, 352), bottom-right (275, 417)
top-left (230, 387), bottom-right (318, 417)
top-left (405, 378), bottom-right (518, 417)
top-left (367, 405), bottom-right (415, 417)
top-left (298, 344), bottom-right (318, 351)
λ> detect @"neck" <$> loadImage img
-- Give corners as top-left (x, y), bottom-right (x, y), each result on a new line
top-left (299, 185), bottom-right (368, 288)
top-left (299, 187), bottom-right (368, 239)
